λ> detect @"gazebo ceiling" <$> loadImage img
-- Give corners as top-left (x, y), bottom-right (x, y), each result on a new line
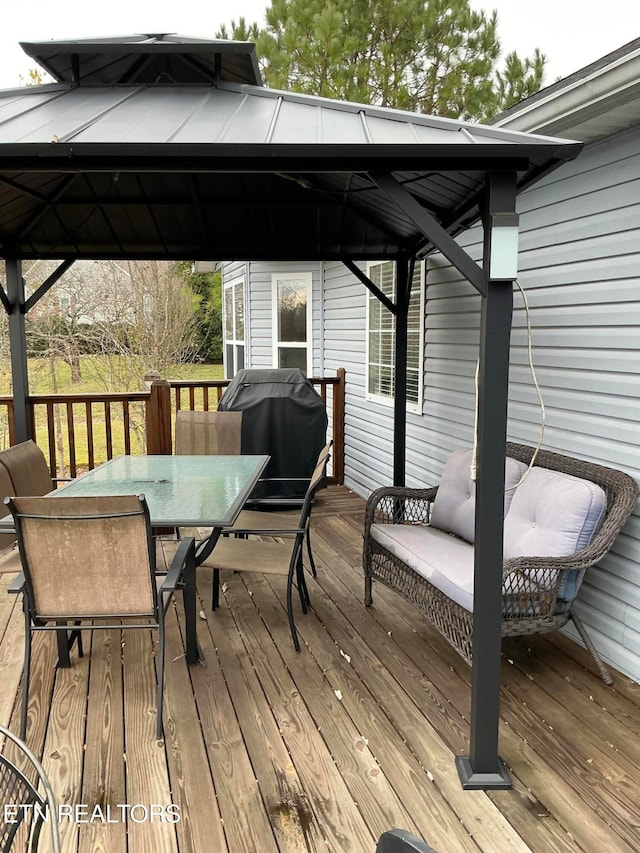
top-left (0, 35), bottom-right (583, 262)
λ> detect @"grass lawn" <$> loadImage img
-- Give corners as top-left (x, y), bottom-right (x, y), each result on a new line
top-left (0, 356), bottom-right (225, 473)
top-left (17, 355), bottom-right (224, 394)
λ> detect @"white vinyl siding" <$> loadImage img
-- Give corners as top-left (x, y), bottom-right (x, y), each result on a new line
top-left (324, 262), bottom-right (427, 497)
top-left (234, 262), bottom-right (321, 374)
top-left (422, 125), bottom-right (640, 681)
top-left (223, 123), bottom-right (640, 681)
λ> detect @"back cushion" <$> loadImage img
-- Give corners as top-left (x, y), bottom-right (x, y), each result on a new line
top-left (430, 449), bottom-right (527, 543)
top-left (503, 467), bottom-right (606, 561)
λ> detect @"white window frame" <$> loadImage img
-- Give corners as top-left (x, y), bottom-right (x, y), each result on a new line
top-left (222, 275), bottom-right (246, 379)
top-left (271, 271), bottom-right (313, 375)
top-left (365, 260), bottom-right (425, 413)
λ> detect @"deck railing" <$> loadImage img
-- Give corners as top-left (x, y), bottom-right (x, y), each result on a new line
top-left (0, 368), bottom-right (345, 484)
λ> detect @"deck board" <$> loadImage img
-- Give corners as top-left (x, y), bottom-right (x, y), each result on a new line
top-left (1, 486), bottom-right (640, 852)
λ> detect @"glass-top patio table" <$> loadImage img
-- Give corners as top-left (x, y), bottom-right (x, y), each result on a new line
top-left (6, 454), bottom-right (269, 666)
top-left (56, 454), bottom-right (270, 531)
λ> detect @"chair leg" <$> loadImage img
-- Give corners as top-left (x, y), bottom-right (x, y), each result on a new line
top-left (306, 527), bottom-right (317, 578)
top-left (156, 621), bottom-right (166, 739)
top-left (364, 574), bottom-right (373, 607)
top-left (286, 572), bottom-right (301, 653)
top-left (570, 607), bottom-right (613, 685)
top-left (55, 621), bottom-right (71, 668)
top-left (294, 551), bottom-right (307, 613)
top-left (20, 606), bottom-right (32, 741)
top-left (211, 569), bottom-right (220, 611)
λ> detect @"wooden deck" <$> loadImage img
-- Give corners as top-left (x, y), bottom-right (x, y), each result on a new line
top-left (2, 486), bottom-right (640, 852)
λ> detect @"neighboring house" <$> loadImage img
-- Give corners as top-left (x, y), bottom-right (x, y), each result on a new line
top-left (220, 39), bottom-right (640, 682)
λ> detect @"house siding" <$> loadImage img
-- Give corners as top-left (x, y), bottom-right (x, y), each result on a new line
top-left (421, 125), bottom-right (640, 681)
top-left (222, 261), bottom-right (323, 374)
top-left (224, 126), bottom-right (640, 681)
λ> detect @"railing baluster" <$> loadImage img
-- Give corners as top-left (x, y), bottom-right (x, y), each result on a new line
top-left (66, 401), bottom-right (77, 479)
top-left (203, 387), bottom-right (209, 411)
top-left (46, 402), bottom-right (57, 479)
top-left (123, 400), bottom-right (131, 455)
top-left (86, 402), bottom-right (95, 470)
top-left (104, 401), bottom-right (113, 459)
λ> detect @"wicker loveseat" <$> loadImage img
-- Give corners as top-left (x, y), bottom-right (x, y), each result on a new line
top-left (363, 443), bottom-right (639, 683)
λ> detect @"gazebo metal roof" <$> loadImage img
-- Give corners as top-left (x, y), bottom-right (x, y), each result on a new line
top-left (0, 34), bottom-right (580, 263)
top-left (0, 34), bottom-right (585, 796)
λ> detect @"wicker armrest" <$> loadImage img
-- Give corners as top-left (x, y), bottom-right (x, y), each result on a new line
top-left (364, 485), bottom-right (438, 536)
top-left (502, 539), bottom-right (611, 613)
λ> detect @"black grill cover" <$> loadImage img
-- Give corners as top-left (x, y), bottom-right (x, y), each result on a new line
top-left (218, 368), bottom-right (328, 499)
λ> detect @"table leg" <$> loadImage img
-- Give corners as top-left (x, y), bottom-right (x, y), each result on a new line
top-left (56, 623), bottom-right (71, 668)
top-left (183, 541), bottom-right (204, 665)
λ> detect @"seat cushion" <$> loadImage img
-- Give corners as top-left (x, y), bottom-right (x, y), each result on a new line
top-left (430, 449), bottom-right (527, 544)
top-left (371, 523), bottom-right (475, 611)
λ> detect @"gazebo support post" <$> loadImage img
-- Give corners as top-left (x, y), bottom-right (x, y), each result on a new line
top-left (392, 255), bottom-right (411, 487)
top-left (456, 170), bottom-right (518, 790)
top-left (5, 258), bottom-right (33, 443)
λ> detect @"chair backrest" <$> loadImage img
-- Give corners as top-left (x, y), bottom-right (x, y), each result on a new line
top-left (0, 441), bottom-right (53, 497)
top-left (175, 410), bottom-right (243, 456)
top-left (0, 462), bottom-right (16, 552)
top-left (297, 442), bottom-right (333, 527)
top-left (7, 494), bottom-right (158, 620)
top-left (0, 724), bottom-right (61, 853)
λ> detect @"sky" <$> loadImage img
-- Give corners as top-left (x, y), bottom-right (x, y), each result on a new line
top-left (0, 0), bottom-right (637, 90)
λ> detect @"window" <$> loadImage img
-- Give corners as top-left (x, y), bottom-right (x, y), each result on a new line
top-left (272, 272), bottom-right (312, 374)
top-left (366, 260), bottom-right (424, 411)
top-left (223, 276), bottom-right (245, 379)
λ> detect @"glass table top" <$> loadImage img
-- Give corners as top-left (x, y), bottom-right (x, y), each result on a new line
top-left (55, 455), bottom-right (270, 526)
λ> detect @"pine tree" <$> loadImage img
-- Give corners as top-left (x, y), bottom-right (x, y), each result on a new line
top-left (218, 0), bottom-right (546, 121)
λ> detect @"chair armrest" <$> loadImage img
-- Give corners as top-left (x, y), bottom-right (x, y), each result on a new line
top-left (231, 525), bottom-right (306, 537)
top-left (8, 571), bottom-right (25, 594)
top-left (502, 545), bottom-right (607, 614)
top-left (364, 486), bottom-right (438, 538)
top-left (161, 537), bottom-right (195, 594)
top-left (245, 497), bottom-right (305, 509)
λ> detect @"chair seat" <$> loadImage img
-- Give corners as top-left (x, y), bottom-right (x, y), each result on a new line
top-left (200, 537), bottom-right (294, 576)
top-left (231, 508), bottom-right (299, 533)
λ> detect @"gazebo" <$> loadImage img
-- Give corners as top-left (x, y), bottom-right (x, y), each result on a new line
top-left (0, 34), bottom-right (583, 791)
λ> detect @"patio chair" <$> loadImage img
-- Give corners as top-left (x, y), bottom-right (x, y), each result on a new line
top-left (0, 441), bottom-right (54, 496)
top-left (0, 464), bottom-right (19, 574)
top-left (0, 724), bottom-right (61, 853)
top-left (0, 442), bottom-right (55, 578)
top-left (227, 441), bottom-right (333, 577)
top-left (5, 494), bottom-right (196, 740)
top-left (174, 410), bottom-right (243, 456)
top-left (199, 449), bottom-right (330, 651)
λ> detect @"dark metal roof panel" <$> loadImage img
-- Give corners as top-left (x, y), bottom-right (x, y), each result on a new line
top-left (0, 82), bottom-right (580, 151)
top-left (0, 47), bottom-right (583, 262)
top-left (19, 34), bottom-right (263, 87)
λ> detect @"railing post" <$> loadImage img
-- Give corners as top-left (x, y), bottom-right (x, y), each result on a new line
top-left (145, 377), bottom-right (172, 455)
top-left (333, 368), bottom-right (346, 485)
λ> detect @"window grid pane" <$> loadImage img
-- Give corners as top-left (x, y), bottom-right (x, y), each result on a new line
top-left (367, 260), bottom-right (423, 407)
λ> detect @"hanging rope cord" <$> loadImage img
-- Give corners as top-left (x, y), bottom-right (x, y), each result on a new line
top-left (470, 279), bottom-right (545, 488)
